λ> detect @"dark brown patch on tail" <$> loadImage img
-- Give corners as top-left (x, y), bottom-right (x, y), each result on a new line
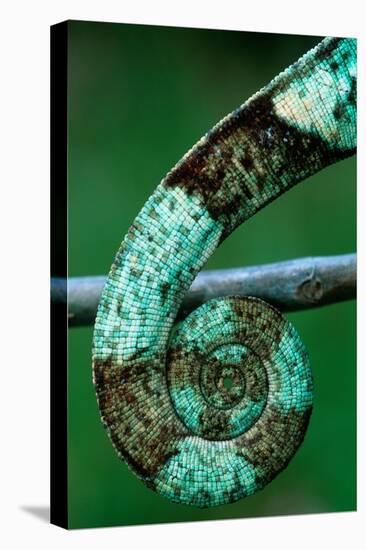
top-left (163, 85), bottom-right (349, 237)
top-left (236, 404), bottom-right (312, 485)
top-left (94, 358), bottom-right (189, 481)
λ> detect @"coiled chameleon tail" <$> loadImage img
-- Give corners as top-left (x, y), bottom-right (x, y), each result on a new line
top-left (92, 37), bottom-right (356, 507)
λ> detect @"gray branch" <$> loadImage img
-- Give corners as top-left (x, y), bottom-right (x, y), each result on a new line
top-left (51, 253), bottom-right (356, 327)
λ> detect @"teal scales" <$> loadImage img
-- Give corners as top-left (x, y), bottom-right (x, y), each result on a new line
top-left (92, 37), bottom-right (357, 507)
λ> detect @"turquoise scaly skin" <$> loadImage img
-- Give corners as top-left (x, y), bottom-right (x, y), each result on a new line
top-left (92, 37), bottom-right (356, 507)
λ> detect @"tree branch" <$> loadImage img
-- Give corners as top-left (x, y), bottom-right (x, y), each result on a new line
top-left (51, 253), bottom-right (356, 327)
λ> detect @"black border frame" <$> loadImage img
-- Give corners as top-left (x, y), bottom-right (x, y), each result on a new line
top-left (50, 20), bottom-right (68, 529)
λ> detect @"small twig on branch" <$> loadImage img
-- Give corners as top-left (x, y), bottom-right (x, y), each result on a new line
top-left (51, 253), bottom-right (356, 328)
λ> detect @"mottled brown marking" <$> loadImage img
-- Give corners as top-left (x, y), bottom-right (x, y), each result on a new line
top-left (230, 297), bottom-right (286, 358)
top-left (164, 88), bottom-right (347, 238)
top-left (236, 405), bottom-right (312, 485)
top-left (93, 358), bottom-right (190, 480)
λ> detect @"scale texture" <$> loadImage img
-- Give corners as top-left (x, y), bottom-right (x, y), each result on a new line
top-left (92, 36), bottom-right (356, 507)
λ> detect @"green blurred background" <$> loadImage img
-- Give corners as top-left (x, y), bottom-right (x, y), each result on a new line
top-left (67, 21), bottom-right (356, 529)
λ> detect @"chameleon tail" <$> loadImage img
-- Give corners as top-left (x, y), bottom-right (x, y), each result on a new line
top-left (92, 37), bottom-right (356, 507)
